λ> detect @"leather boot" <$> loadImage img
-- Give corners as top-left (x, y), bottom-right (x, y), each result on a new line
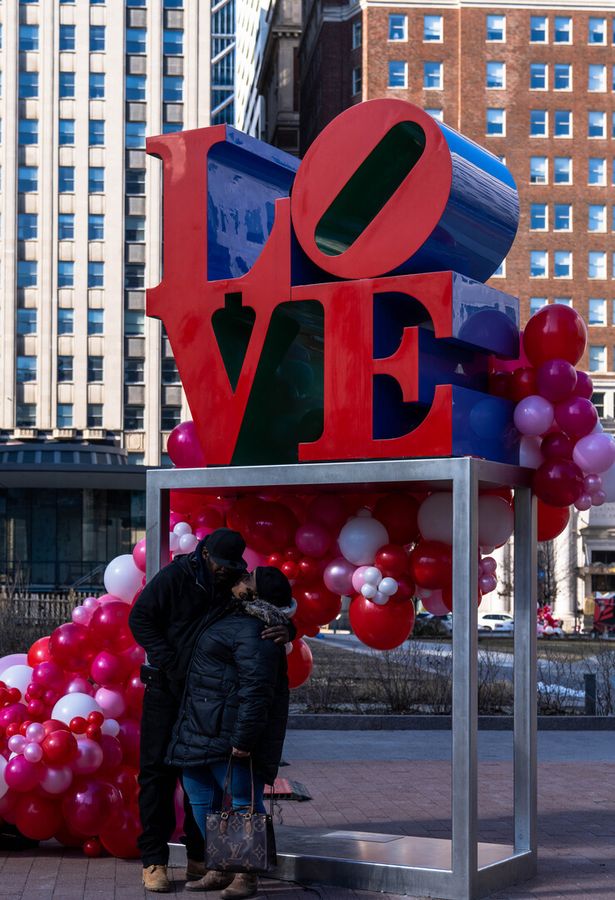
top-left (220, 873), bottom-right (259, 900)
top-left (186, 859), bottom-right (207, 881)
top-left (142, 865), bottom-right (171, 892)
top-left (185, 870), bottom-right (235, 892)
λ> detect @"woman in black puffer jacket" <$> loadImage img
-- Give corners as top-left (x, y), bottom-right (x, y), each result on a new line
top-left (167, 567), bottom-right (293, 898)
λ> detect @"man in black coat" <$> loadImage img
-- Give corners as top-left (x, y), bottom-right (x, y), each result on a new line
top-left (129, 528), bottom-right (293, 893)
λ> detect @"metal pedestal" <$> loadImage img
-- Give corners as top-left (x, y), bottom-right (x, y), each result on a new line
top-left (148, 458), bottom-right (537, 900)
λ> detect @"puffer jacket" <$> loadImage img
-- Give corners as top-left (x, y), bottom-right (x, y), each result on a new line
top-left (166, 608), bottom-right (289, 784)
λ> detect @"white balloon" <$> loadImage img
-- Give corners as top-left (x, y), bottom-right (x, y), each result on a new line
top-left (173, 521), bottom-right (192, 537)
top-left (370, 590), bottom-right (390, 606)
top-left (0, 664), bottom-right (33, 700)
top-left (478, 496), bottom-right (514, 549)
top-left (52, 692), bottom-right (102, 724)
top-left (100, 718), bottom-right (120, 737)
top-left (519, 435), bottom-right (543, 469)
top-left (178, 533), bottom-right (198, 553)
top-left (285, 643), bottom-right (293, 656)
top-left (338, 515), bottom-right (389, 566)
top-left (362, 566), bottom-right (382, 586)
top-left (0, 756), bottom-right (7, 800)
top-left (0, 653), bottom-right (28, 676)
top-left (169, 532), bottom-right (180, 552)
top-left (104, 554), bottom-right (143, 602)
top-left (361, 584), bottom-right (378, 599)
top-left (378, 577), bottom-right (398, 597)
top-left (417, 493), bottom-right (453, 544)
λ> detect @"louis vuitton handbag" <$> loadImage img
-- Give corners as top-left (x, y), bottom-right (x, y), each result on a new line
top-left (205, 758), bottom-right (277, 874)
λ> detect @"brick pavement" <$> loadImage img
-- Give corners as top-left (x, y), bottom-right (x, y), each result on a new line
top-left (0, 745), bottom-right (613, 899)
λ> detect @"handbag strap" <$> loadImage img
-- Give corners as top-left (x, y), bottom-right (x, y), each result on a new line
top-left (222, 755), bottom-right (256, 815)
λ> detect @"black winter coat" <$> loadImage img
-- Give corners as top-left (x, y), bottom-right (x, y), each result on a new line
top-left (166, 612), bottom-right (289, 784)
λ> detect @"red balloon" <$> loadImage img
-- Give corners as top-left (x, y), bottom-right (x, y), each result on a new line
top-left (170, 489), bottom-right (210, 516)
top-left (117, 720), bottom-right (141, 770)
top-left (83, 837), bottom-right (103, 857)
top-left (296, 557), bottom-right (323, 583)
top-left (43, 719), bottom-right (70, 736)
top-left (523, 305), bottom-right (587, 367)
top-left (409, 541), bottom-right (452, 590)
top-left (533, 460), bottom-right (584, 508)
top-left (243, 501), bottom-right (297, 554)
top-left (62, 779), bottom-right (122, 836)
top-left (99, 735), bottom-right (123, 774)
top-left (393, 575), bottom-right (415, 602)
top-left (541, 431), bottom-right (573, 460)
top-left (291, 617), bottom-right (320, 639)
top-left (294, 583), bottom-right (342, 626)
top-left (537, 500), bottom-right (570, 542)
top-left (488, 370), bottom-right (512, 399)
top-left (42, 729), bottom-right (78, 765)
top-left (88, 602), bottom-right (134, 653)
top-left (226, 497), bottom-right (260, 533)
top-left (349, 596), bottom-right (415, 650)
top-left (49, 623), bottom-right (94, 673)
top-left (121, 643), bottom-right (146, 669)
top-left (54, 824), bottom-right (85, 848)
top-left (286, 639), bottom-right (313, 689)
top-left (374, 544), bottom-right (410, 579)
top-left (281, 560), bottom-right (298, 580)
top-left (70, 717), bottom-right (88, 735)
top-left (27, 636), bottom-right (52, 667)
top-left (440, 585), bottom-right (482, 612)
top-left (111, 766), bottom-right (139, 808)
top-left (15, 794), bottom-right (63, 841)
top-left (99, 808), bottom-right (141, 859)
top-left (372, 494), bottom-right (419, 544)
top-left (90, 651), bottom-right (129, 687)
top-left (510, 367), bottom-right (537, 402)
top-left (124, 671), bottom-right (145, 715)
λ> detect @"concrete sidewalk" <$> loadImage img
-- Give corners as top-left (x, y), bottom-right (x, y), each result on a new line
top-left (0, 729), bottom-right (613, 900)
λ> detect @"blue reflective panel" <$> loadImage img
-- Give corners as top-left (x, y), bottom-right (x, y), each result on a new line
top-left (18, 119), bottom-right (38, 145)
top-left (60, 71), bottom-right (75, 98)
top-left (89, 73), bottom-right (105, 98)
top-left (59, 166), bottom-right (75, 192)
top-left (18, 213), bottom-right (38, 240)
top-left (19, 71), bottom-right (39, 98)
top-left (126, 74), bottom-right (146, 100)
top-left (59, 25), bottom-right (76, 50)
top-left (59, 119), bottom-right (75, 145)
top-left (58, 213), bottom-right (75, 240)
top-left (88, 214), bottom-right (105, 240)
top-left (58, 261), bottom-right (74, 287)
top-left (88, 262), bottom-right (104, 287)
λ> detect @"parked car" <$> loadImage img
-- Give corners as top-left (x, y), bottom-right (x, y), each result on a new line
top-left (477, 612), bottom-right (514, 633)
top-left (414, 612), bottom-right (453, 637)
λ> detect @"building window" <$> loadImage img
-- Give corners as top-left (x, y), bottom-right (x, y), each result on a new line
top-left (163, 29), bottom-right (183, 55)
top-left (589, 298), bottom-right (607, 325)
top-left (352, 19), bottom-right (362, 49)
top-left (126, 74), bottom-right (146, 101)
top-left (88, 214), bottom-right (105, 240)
top-left (554, 157), bottom-right (572, 184)
top-left (125, 310), bottom-right (145, 335)
top-left (387, 61), bottom-right (407, 89)
top-left (554, 16), bottom-right (572, 43)
top-left (530, 109), bottom-right (548, 137)
top-left (59, 24), bottom-right (76, 51)
top-left (18, 166), bottom-right (38, 192)
top-left (161, 357), bottom-right (180, 384)
top-left (126, 169), bottom-right (145, 194)
top-left (87, 308), bottom-right (104, 335)
top-left (58, 261), bottom-right (74, 288)
top-left (530, 203), bottom-right (547, 230)
top-left (87, 404), bottom-right (104, 428)
top-left (125, 265), bottom-right (145, 289)
top-left (425, 108), bottom-right (443, 121)
top-left (19, 24), bottom-right (39, 51)
top-left (125, 216), bottom-right (145, 242)
top-left (589, 158), bottom-right (606, 185)
top-left (18, 213), bottom-right (38, 240)
top-left (58, 308), bottom-right (74, 335)
top-left (486, 61), bottom-right (505, 89)
top-left (88, 261), bottom-right (104, 287)
top-left (57, 404), bottom-right (73, 428)
top-left (163, 75), bottom-right (183, 101)
top-left (89, 73), bottom-right (105, 99)
top-left (589, 251), bottom-right (607, 279)
top-left (59, 166), bottom-right (75, 192)
top-left (554, 204), bottom-right (572, 230)
top-left (87, 356), bottom-right (104, 382)
top-left (124, 406), bottom-right (144, 430)
top-left (59, 71), bottom-right (75, 99)
top-left (592, 392), bottom-right (605, 416)
top-left (59, 119), bottom-right (75, 145)
top-left (89, 119), bottom-right (105, 146)
top-left (589, 64), bottom-right (607, 92)
top-left (126, 28), bottom-right (146, 54)
top-left (57, 356), bottom-right (73, 382)
top-left (17, 356), bottom-right (37, 383)
top-left (58, 213), bottom-right (75, 240)
top-left (486, 108), bottom-right (505, 135)
top-left (162, 122), bottom-right (183, 135)
top-left (554, 250), bottom-right (572, 278)
top-left (16, 404), bottom-right (36, 427)
top-left (554, 110), bottom-right (572, 137)
top-left (88, 166), bottom-right (105, 193)
top-left (17, 260), bottom-right (37, 287)
top-left (16, 309), bottom-right (37, 335)
top-left (90, 25), bottom-right (105, 52)
top-left (423, 61), bottom-right (443, 89)
top-left (491, 260), bottom-right (505, 277)
top-left (352, 67), bottom-right (362, 96)
top-left (530, 62), bottom-right (547, 90)
top-left (18, 119), bottom-right (38, 145)
top-left (125, 358), bottom-right (144, 383)
top-left (530, 251), bottom-right (548, 277)
top-left (161, 406), bottom-right (182, 430)
top-left (388, 14), bottom-right (407, 42)
top-left (589, 205), bottom-right (607, 232)
top-left (530, 16), bottom-right (548, 43)
top-left (589, 346), bottom-right (607, 372)
top-left (486, 14), bottom-right (505, 42)
top-left (125, 122), bottom-right (146, 148)
top-left (530, 297), bottom-right (548, 315)
top-left (554, 297), bottom-right (573, 307)
top-left (554, 64), bottom-right (572, 90)
top-left (589, 17), bottom-right (606, 45)
top-left (424, 15), bottom-right (443, 42)
top-left (19, 71), bottom-right (39, 98)
top-left (530, 156), bottom-right (548, 183)
top-left (588, 111), bottom-right (606, 138)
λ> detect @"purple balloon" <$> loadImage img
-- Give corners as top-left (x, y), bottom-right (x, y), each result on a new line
top-left (575, 494), bottom-right (592, 511)
top-left (513, 395), bottom-right (554, 436)
top-left (593, 490), bottom-right (607, 506)
top-left (584, 474), bottom-right (603, 495)
top-left (479, 574), bottom-right (497, 594)
top-left (572, 371), bottom-right (593, 399)
top-left (555, 397), bottom-right (598, 439)
top-left (536, 358), bottom-right (577, 403)
top-left (572, 433), bottom-right (615, 474)
top-left (323, 558), bottom-right (356, 595)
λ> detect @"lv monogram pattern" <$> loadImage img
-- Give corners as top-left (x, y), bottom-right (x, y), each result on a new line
top-left (205, 812), bottom-right (274, 873)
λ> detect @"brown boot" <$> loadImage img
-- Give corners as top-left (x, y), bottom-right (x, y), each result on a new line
top-left (186, 859), bottom-right (207, 881)
top-left (220, 873), bottom-right (258, 900)
top-left (142, 865), bottom-right (171, 892)
top-left (185, 870), bottom-right (235, 892)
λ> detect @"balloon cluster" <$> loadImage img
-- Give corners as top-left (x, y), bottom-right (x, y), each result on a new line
top-left (491, 304), bottom-right (612, 538)
top-left (537, 604), bottom-right (561, 637)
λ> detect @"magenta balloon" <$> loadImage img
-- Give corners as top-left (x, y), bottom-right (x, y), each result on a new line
top-left (295, 522), bottom-right (333, 559)
top-left (90, 651), bottom-right (128, 687)
top-left (166, 421), bottom-right (207, 468)
top-left (541, 431), bottom-right (573, 460)
top-left (555, 397), bottom-right (598, 439)
top-left (32, 661), bottom-right (66, 693)
top-left (0, 703), bottom-right (27, 729)
top-left (132, 538), bottom-right (147, 573)
top-left (532, 460), bottom-right (584, 507)
top-left (513, 395), bottom-right (554, 436)
top-left (572, 433), bottom-right (615, 474)
top-left (536, 358), bottom-right (577, 403)
top-left (572, 371), bottom-right (593, 399)
top-left (5, 757), bottom-right (43, 792)
top-left (323, 558), bottom-right (356, 595)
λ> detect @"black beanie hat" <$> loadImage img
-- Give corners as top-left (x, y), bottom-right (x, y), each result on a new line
top-left (255, 566), bottom-right (293, 608)
top-left (202, 528), bottom-right (247, 571)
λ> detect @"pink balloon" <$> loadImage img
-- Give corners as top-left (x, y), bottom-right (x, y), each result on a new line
top-left (555, 397), bottom-right (598, 439)
top-left (323, 558), bottom-right (356, 595)
top-left (72, 738), bottom-right (104, 775)
top-left (8, 735), bottom-right (26, 754)
top-left (71, 606), bottom-right (92, 626)
top-left (95, 688), bottom-right (126, 719)
top-left (40, 765), bottom-right (73, 795)
top-left (66, 677), bottom-right (94, 696)
top-left (167, 421), bottom-right (207, 468)
top-left (535, 358), bottom-right (577, 403)
top-left (24, 742), bottom-right (44, 763)
top-left (5, 757), bottom-right (43, 792)
top-left (513, 395), bottom-right (554, 436)
top-left (421, 591), bottom-right (450, 616)
top-left (572, 433), bottom-right (615, 474)
top-left (295, 522), bottom-right (333, 559)
top-left (132, 538), bottom-right (147, 573)
top-left (82, 597), bottom-right (100, 611)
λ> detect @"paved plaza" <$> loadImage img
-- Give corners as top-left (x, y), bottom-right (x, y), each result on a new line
top-left (0, 729), bottom-right (613, 900)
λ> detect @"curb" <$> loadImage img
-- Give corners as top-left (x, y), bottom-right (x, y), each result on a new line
top-left (287, 714), bottom-right (615, 731)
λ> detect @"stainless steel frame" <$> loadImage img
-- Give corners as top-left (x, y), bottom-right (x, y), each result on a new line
top-left (147, 458), bottom-right (537, 900)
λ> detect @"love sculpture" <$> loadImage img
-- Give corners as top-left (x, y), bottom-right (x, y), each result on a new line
top-left (146, 100), bottom-right (521, 466)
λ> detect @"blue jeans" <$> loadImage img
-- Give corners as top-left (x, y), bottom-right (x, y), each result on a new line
top-left (183, 760), bottom-right (267, 840)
